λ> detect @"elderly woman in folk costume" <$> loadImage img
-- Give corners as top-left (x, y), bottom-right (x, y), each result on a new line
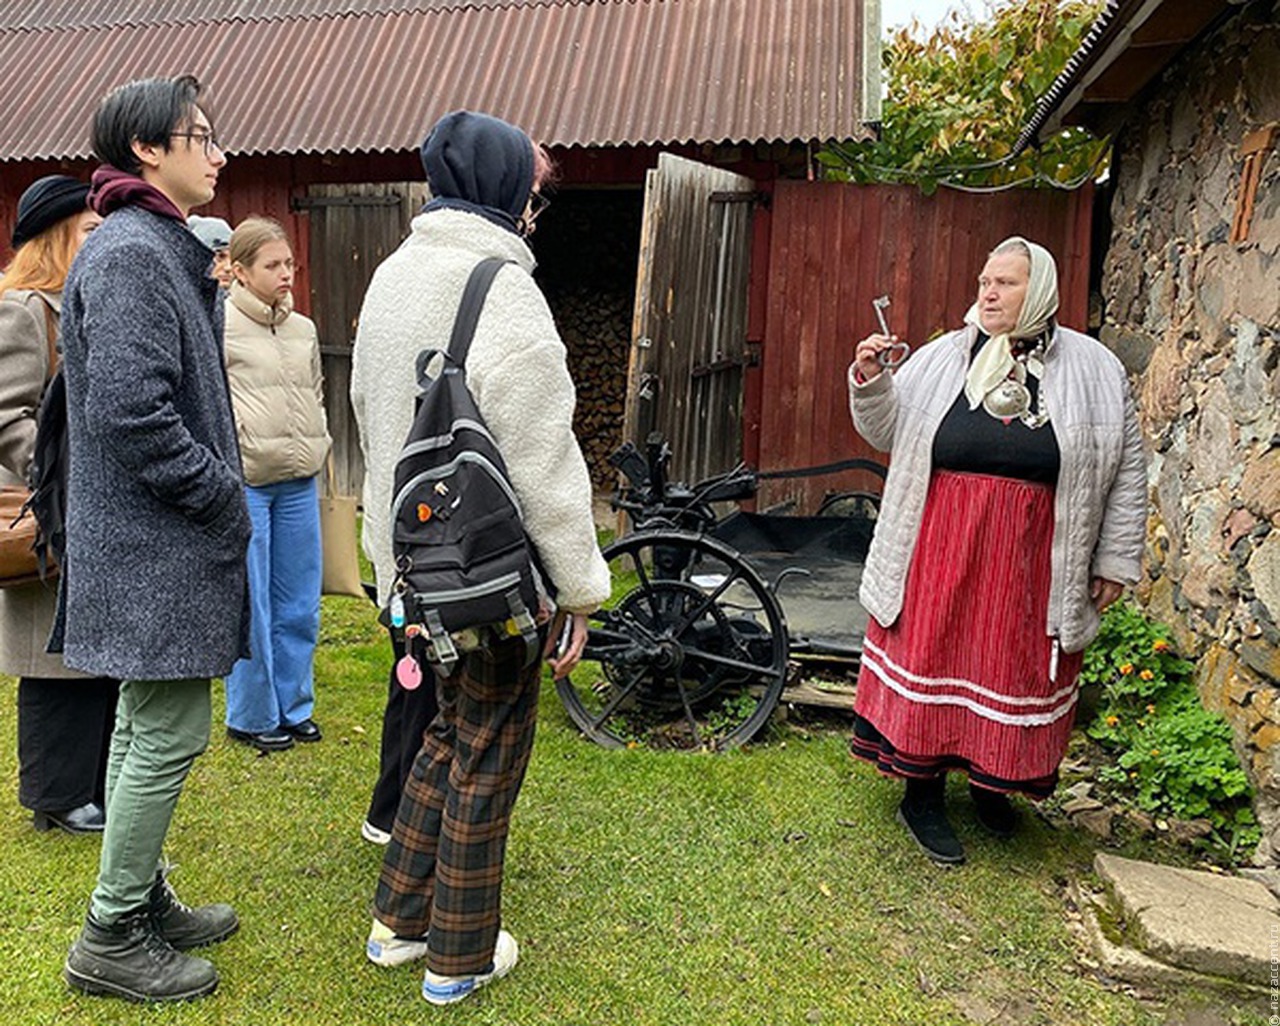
top-left (848, 236), bottom-right (1147, 865)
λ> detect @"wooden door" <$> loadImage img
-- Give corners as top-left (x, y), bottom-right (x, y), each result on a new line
top-left (624, 154), bottom-right (756, 485)
top-left (299, 182), bottom-right (429, 496)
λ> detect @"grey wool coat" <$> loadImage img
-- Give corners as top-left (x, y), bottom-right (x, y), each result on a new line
top-left (53, 206), bottom-right (251, 680)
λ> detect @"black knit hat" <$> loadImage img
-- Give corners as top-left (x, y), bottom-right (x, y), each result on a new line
top-left (13, 175), bottom-right (91, 248)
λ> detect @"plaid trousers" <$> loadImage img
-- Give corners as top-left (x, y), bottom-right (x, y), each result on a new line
top-left (374, 632), bottom-right (541, 976)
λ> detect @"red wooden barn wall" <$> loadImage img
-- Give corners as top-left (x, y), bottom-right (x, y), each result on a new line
top-left (0, 142), bottom-right (705, 309)
top-left (746, 180), bottom-right (1094, 512)
top-left (0, 152), bottom-right (427, 315)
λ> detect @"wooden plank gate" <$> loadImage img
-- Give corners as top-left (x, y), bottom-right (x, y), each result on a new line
top-left (298, 182), bottom-right (429, 497)
top-left (624, 153), bottom-right (757, 485)
top-left (753, 180), bottom-right (1095, 512)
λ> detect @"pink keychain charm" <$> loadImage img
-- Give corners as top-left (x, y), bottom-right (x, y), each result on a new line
top-left (396, 654), bottom-right (423, 691)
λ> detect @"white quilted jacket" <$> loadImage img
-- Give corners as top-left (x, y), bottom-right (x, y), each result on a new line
top-left (848, 322), bottom-right (1147, 654)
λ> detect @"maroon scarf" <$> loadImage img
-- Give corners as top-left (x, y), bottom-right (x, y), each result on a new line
top-left (88, 166), bottom-right (185, 222)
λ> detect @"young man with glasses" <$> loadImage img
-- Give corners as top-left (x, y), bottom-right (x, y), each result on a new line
top-left (58, 74), bottom-right (249, 1003)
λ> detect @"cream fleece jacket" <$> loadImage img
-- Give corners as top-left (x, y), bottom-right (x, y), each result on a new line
top-left (849, 322), bottom-right (1147, 654)
top-left (351, 208), bottom-right (610, 613)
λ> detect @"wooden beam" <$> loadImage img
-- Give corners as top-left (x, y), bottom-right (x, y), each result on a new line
top-left (1232, 124), bottom-right (1278, 245)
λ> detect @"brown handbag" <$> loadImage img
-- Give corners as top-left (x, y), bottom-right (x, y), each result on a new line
top-left (0, 486), bottom-right (44, 587)
top-left (0, 299), bottom-right (59, 588)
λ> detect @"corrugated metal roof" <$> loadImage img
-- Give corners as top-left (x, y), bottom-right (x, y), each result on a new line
top-left (0, 0), bottom-right (875, 161)
top-left (0, 0), bottom-right (613, 32)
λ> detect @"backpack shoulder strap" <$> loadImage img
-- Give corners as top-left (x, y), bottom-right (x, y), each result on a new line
top-left (446, 257), bottom-right (512, 368)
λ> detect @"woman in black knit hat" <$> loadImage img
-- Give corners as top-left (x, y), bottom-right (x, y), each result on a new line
top-left (0, 175), bottom-right (118, 834)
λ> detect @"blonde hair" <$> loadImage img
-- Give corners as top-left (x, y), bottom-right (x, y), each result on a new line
top-left (0, 216), bottom-right (82, 296)
top-left (228, 216), bottom-right (290, 269)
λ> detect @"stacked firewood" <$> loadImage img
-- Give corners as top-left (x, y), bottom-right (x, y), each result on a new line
top-left (553, 287), bottom-right (632, 489)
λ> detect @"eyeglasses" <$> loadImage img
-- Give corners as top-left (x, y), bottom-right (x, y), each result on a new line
top-left (528, 191), bottom-right (551, 221)
top-left (170, 130), bottom-right (222, 157)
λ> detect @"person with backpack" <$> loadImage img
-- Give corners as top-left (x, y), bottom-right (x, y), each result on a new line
top-left (0, 175), bottom-right (117, 836)
top-left (56, 75), bottom-right (248, 1003)
top-left (221, 216), bottom-right (330, 752)
top-left (351, 110), bottom-right (610, 1005)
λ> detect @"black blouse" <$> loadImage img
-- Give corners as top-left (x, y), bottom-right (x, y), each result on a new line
top-left (931, 334), bottom-right (1060, 485)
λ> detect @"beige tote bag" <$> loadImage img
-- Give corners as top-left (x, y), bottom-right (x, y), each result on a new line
top-left (320, 456), bottom-right (364, 598)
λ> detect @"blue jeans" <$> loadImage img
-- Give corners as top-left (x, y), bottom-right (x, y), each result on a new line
top-left (224, 476), bottom-right (322, 733)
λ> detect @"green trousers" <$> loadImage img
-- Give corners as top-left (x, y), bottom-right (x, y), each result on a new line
top-left (89, 678), bottom-right (211, 923)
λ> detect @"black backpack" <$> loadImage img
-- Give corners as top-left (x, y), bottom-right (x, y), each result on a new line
top-left (386, 257), bottom-right (540, 675)
top-left (22, 350), bottom-right (69, 581)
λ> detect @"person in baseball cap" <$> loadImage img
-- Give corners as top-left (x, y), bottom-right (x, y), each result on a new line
top-left (187, 214), bottom-right (234, 288)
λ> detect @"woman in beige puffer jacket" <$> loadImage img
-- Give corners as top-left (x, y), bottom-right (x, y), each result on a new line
top-left (222, 217), bottom-right (330, 752)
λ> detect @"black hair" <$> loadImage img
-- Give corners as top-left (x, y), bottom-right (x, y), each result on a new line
top-left (90, 74), bottom-right (208, 175)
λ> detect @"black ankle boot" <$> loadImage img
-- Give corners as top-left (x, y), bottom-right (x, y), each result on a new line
top-left (33, 801), bottom-right (105, 834)
top-left (64, 908), bottom-right (219, 1002)
top-left (897, 776), bottom-right (965, 865)
top-left (149, 870), bottom-right (239, 951)
top-left (969, 783), bottom-right (1018, 838)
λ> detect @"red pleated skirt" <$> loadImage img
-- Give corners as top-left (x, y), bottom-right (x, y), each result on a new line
top-left (851, 470), bottom-right (1083, 798)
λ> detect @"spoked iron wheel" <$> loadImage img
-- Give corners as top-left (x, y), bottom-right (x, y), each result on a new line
top-left (555, 530), bottom-right (789, 751)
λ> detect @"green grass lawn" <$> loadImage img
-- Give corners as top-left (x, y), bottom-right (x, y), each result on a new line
top-left (0, 594), bottom-right (1264, 1025)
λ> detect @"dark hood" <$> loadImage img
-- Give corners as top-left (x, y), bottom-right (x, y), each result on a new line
top-left (420, 111), bottom-right (534, 235)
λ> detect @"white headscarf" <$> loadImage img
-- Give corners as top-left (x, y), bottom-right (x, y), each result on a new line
top-left (962, 237), bottom-right (1059, 410)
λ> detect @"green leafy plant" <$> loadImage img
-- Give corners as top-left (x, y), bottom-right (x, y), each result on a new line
top-left (818, 0), bottom-right (1110, 192)
top-left (1081, 602), bottom-right (1259, 859)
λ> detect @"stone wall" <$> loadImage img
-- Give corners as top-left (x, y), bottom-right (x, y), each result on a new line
top-left (1098, 1), bottom-right (1280, 859)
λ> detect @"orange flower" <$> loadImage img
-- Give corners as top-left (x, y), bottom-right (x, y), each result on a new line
top-left (1152, 638), bottom-right (1171, 652)
top-left (1119, 663), bottom-right (1134, 676)
top-left (1139, 669), bottom-right (1155, 681)
top-left (1150, 749), bottom-right (1161, 757)
top-left (1145, 703), bottom-right (1157, 715)
top-left (1105, 715), bottom-right (1119, 727)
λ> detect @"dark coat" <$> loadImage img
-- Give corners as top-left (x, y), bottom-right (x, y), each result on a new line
top-left (54, 207), bottom-right (251, 680)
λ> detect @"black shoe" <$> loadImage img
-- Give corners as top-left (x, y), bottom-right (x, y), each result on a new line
top-left (227, 727), bottom-right (294, 752)
top-left (282, 718), bottom-right (322, 742)
top-left (64, 908), bottom-right (219, 1003)
top-left (897, 783), bottom-right (965, 865)
top-left (970, 784), bottom-right (1018, 838)
top-left (34, 801), bottom-right (105, 834)
top-left (149, 870), bottom-right (239, 951)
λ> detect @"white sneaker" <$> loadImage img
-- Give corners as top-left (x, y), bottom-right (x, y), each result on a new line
top-left (366, 917), bottom-right (430, 967)
top-left (421, 930), bottom-right (519, 1005)
top-left (361, 820), bottom-right (391, 845)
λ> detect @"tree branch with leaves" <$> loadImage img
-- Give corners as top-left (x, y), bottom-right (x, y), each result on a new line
top-left (819, 0), bottom-right (1110, 193)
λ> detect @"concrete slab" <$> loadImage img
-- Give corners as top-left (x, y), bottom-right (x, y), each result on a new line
top-left (1095, 852), bottom-right (1280, 987)
top-left (1069, 881), bottom-right (1257, 993)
